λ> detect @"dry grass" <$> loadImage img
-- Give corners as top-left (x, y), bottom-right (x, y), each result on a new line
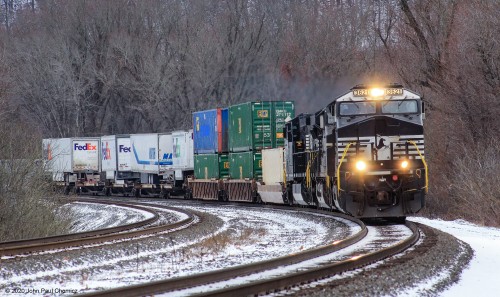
top-left (425, 140), bottom-right (500, 227)
top-left (0, 122), bottom-right (72, 241)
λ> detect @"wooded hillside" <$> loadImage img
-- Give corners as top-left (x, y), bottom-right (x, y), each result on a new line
top-left (0, 0), bottom-right (498, 225)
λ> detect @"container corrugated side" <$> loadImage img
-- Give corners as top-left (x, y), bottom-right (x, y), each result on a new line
top-left (229, 102), bottom-right (273, 152)
top-left (229, 151), bottom-right (262, 179)
top-left (194, 154), bottom-right (219, 179)
top-left (71, 138), bottom-right (100, 172)
top-left (262, 148), bottom-right (284, 184)
top-left (272, 101), bottom-right (295, 148)
top-left (219, 154), bottom-right (229, 178)
top-left (221, 108), bottom-right (229, 152)
top-left (193, 109), bottom-right (218, 154)
top-left (194, 153), bottom-right (229, 179)
top-left (130, 134), bottom-right (159, 174)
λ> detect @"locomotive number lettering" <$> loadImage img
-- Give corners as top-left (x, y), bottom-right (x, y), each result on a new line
top-left (385, 88), bottom-right (403, 95)
top-left (353, 89), bottom-right (370, 97)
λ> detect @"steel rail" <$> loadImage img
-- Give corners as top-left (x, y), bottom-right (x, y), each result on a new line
top-left (0, 199), bottom-right (195, 257)
top-left (193, 221), bottom-right (420, 297)
top-left (78, 211), bottom-right (367, 297)
top-left (0, 199), bottom-right (159, 249)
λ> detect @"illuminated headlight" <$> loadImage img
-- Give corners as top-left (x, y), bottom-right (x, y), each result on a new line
top-left (401, 160), bottom-right (409, 169)
top-left (370, 88), bottom-right (384, 97)
top-left (355, 160), bottom-right (367, 171)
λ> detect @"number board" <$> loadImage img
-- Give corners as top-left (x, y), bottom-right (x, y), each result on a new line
top-left (352, 88), bottom-right (404, 97)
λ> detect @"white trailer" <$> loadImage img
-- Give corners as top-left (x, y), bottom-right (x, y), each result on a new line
top-left (257, 147), bottom-right (294, 205)
top-left (43, 137), bottom-right (102, 194)
top-left (158, 130), bottom-right (194, 198)
top-left (101, 135), bottom-right (139, 195)
top-left (130, 133), bottom-right (161, 197)
top-left (43, 138), bottom-right (72, 182)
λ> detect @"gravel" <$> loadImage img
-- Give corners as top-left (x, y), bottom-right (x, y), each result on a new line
top-left (277, 223), bottom-right (473, 297)
top-left (0, 200), bottom-right (354, 295)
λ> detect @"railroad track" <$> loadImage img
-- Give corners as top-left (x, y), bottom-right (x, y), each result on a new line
top-left (75, 203), bottom-right (419, 297)
top-left (0, 198), bottom-right (196, 257)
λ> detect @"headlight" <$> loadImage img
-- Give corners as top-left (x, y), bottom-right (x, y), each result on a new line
top-left (370, 88), bottom-right (384, 97)
top-left (355, 160), bottom-right (367, 171)
top-left (401, 160), bottom-right (409, 169)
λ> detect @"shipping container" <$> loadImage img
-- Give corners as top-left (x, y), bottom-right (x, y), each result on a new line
top-left (194, 154), bottom-right (229, 179)
top-left (229, 102), bottom-right (273, 152)
top-left (43, 138), bottom-right (72, 181)
top-left (193, 108), bottom-right (229, 154)
top-left (272, 101), bottom-right (295, 148)
top-left (257, 148), bottom-right (285, 204)
top-left (130, 134), bottom-right (159, 174)
top-left (229, 152), bottom-right (262, 179)
top-left (261, 148), bottom-right (284, 184)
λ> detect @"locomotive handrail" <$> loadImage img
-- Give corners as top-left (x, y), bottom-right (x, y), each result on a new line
top-left (336, 142), bottom-right (356, 197)
top-left (407, 140), bottom-right (428, 193)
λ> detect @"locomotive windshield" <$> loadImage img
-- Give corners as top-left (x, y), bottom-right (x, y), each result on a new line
top-left (381, 100), bottom-right (418, 114)
top-left (339, 102), bottom-right (376, 116)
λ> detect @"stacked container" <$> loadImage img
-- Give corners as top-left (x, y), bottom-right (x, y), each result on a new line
top-left (228, 101), bottom-right (294, 180)
top-left (192, 108), bottom-right (229, 179)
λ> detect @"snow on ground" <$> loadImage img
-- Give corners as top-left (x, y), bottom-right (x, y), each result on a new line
top-left (1, 204), bottom-right (357, 296)
top-left (407, 217), bottom-right (500, 296)
top-left (58, 202), bottom-right (155, 232)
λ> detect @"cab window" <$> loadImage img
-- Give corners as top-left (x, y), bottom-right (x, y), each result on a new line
top-left (339, 102), bottom-right (376, 116)
top-left (381, 100), bottom-right (418, 114)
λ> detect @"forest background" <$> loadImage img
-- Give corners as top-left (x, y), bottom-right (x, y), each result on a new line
top-left (0, 0), bottom-right (498, 231)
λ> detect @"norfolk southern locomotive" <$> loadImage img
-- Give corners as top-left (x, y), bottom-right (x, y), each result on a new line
top-left (283, 84), bottom-right (426, 219)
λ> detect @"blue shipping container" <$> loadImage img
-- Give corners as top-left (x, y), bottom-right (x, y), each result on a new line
top-left (193, 108), bottom-right (229, 154)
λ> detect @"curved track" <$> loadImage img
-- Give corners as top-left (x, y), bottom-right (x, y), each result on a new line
top-left (74, 202), bottom-right (419, 297)
top-left (77, 208), bottom-right (367, 297)
top-left (0, 199), bottom-right (195, 257)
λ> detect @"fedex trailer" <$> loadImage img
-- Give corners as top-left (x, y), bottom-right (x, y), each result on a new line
top-left (101, 135), bottom-right (139, 195)
top-left (43, 137), bottom-right (102, 194)
top-left (130, 133), bottom-right (161, 197)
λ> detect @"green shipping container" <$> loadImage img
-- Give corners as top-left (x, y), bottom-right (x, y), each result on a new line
top-left (272, 101), bottom-right (295, 148)
top-left (229, 152), bottom-right (262, 179)
top-left (194, 154), bottom-right (229, 179)
top-left (229, 102), bottom-right (273, 152)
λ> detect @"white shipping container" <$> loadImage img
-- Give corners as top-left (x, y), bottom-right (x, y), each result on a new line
top-left (158, 133), bottom-right (173, 172)
top-left (262, 147), bottom-right (284, 185)
top-left (72, 138), bottom-right (100, 172)
top-left (172, 130), bottom-right (194, 169)
top-left (101, 135), bottom-right (117, 172)
top-left (130, 134), bottom-right (159, 174)
top-left (43, 138), bottom-right (72, 181)
top-left (117, 137), bottom-right (132, 172)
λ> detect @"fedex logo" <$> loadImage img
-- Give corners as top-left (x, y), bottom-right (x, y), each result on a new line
top-left (74, 143), bottom-right (97, 151)
top-left (119, 145), bottom-right (131, 153)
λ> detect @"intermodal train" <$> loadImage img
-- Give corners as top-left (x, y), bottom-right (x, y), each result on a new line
top-left (43, 84), bottom-right (426, 220)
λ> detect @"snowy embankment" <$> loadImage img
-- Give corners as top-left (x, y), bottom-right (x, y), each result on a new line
top-left (58, 202), bottom-right (155, 232)
top-left (407, 217), bottom-right (500, 296)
